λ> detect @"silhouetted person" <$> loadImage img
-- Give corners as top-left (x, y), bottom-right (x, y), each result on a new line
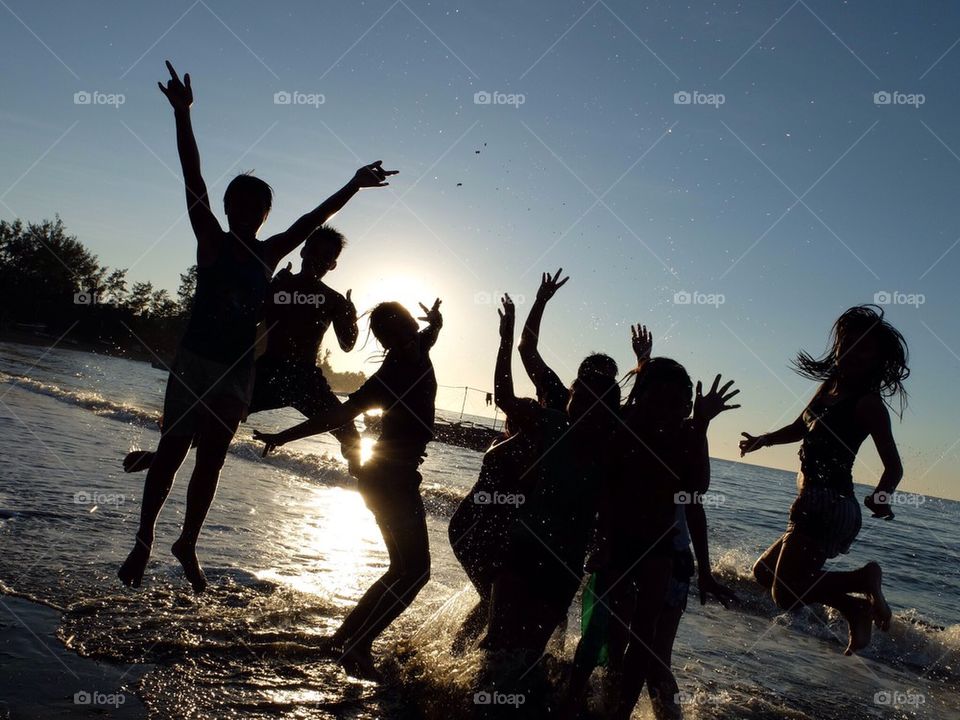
top-left (123, 225), bottom-right (363, 477)
top-left (118, 60), bottom-right (395, 594)
top-left (448, 295), bottom-right (542, 652)
top-left (562, 360), bottom-right (739, 720)
top-left (745, 305), bottom-right (908, 655)
top-left (254, 299), bottom-right (442, 680)
top-left (517, 267), bottom-right (620, 411)
top-left (480, 277), bottom-right (621, 682)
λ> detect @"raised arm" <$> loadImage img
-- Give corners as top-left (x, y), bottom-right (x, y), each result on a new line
top-left (158, 61), bottom-right (222, 248)
top-left (332, 289), bottom-right (359, 352)
top-left (631, 323), bottom-right (653, 367)
top-left (494, 294), bottom-right (525, 417)
top-left (689, 374), bottom-right (741, 493)
top-left (263, 162), bottom-right (397, 269)
top-left (686, 374), bottom-right (740, 607)
top-left (417, 298), bottom-right (443, 351)
top-left (518, 268), bottom-right (568, 405)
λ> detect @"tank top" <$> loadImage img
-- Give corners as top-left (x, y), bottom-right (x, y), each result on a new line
top-left (798, 390), bottom-right (870, 497)
top-left (180, 236), bottom-right (272, 364)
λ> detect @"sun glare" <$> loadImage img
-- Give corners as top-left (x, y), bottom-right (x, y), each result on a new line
top-left (260, 486), bottom-right (382, 598)
top-left (358, 272), bottom-right (440, 321)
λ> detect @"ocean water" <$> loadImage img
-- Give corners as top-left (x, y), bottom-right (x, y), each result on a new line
top-left (0, 339), bottom-right (957, 719)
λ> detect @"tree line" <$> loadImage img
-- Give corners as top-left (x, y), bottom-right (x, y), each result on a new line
top-left (0, 216), bottom-right (365, 391)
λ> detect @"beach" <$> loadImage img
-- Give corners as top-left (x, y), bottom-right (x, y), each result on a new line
top-left (1, 339), bottom-right (958, 719)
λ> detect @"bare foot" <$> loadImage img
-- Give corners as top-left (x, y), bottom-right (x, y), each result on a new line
top-left (865, 561), bottom-right (892, 631)
top-left (118, 540), bottom-right (151, 588)
top-left (864, 492), bottom-right (895, 520)
top-left (339, 645), bottom-right (382, 682)
top-left (843, 598), bottom-right (873, 656)
top-left (171, 539), bottom-right (207, 594)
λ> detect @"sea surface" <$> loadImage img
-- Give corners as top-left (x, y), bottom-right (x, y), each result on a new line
top-left (0, 340), bottom-right (957, 719)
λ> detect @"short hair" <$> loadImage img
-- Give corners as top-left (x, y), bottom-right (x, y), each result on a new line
top-left (224, 172), bottom-right (273, 215)
top-left (578, 352), bottom-right (618, 380)
top-left (305, 224), bottom-right (347, 257)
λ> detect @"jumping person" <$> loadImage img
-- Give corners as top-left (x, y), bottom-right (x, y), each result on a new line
top-left (118, 60), bottom-right (395, 594)
top-left (744, 305), bottom-right (908, 655)
top-left (123, 225), bottom-right (363, 477)
top-left (254, 299), bottom-right (442, 680)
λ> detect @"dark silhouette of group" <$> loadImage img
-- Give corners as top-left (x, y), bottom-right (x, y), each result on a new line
top-left (118, 62), bottom-right (910, 720)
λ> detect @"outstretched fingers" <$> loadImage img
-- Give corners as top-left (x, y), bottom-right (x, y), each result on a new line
top-left (417, 298), bottom-right (442, 322)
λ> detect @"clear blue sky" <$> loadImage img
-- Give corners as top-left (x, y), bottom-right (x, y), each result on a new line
top-left (1, 1), bottom-right (958, 500)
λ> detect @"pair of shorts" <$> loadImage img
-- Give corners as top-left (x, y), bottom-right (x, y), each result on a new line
top-left (160, 346), bottom-right (254, 437)
top-left (787, 486), bottom-right (862, 559)
top-left (248, 357), bottom-right (342, 418)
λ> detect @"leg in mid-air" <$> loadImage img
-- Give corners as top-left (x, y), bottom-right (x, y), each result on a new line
top-left (118, 362), bottom-right (202, 588)
top-left (117, 432), bottom-right (192, 588)
top-left (170, 395), bottom-right (245, 594)
top-left (771, 530), bottom-right (889, 655)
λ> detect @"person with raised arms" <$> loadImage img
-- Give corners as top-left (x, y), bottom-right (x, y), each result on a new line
top-left (254, 299), bottom-right (442, 680)
top-left (118, 60), bottom-right (395, 594)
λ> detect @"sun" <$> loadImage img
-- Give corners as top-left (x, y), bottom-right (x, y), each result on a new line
top-left (357, 271), bottom-right (440, 320)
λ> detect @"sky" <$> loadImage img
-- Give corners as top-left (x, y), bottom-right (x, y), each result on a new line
top-left (1, 0), bottom-right (958, 501)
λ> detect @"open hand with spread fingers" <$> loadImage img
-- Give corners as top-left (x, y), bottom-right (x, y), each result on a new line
top-left (631, 323), bottom-right (652, 363)
top-left (693, 374), bottom-right (741, 423)
top-left (418, 298), bottom-right (442, 326)
top-left (536, 268), bottom-right (569, 302)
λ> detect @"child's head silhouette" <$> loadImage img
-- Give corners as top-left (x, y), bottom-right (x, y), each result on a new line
top-left (302, 225), bottom-right (346, 277)
top-left (369, 301), bottom-right (419, 350)
top-left (568, 371), bottom-right (620, 429)
top-left (577, 352), bottom-right (618, 380)
top-left (627, 356), bottom-right (693, 426)
top-left (224, 171), bottom-right (273, 237)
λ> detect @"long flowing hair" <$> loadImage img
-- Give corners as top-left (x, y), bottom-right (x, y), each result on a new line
top-left (791, 304), bottom-right (910, 416)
